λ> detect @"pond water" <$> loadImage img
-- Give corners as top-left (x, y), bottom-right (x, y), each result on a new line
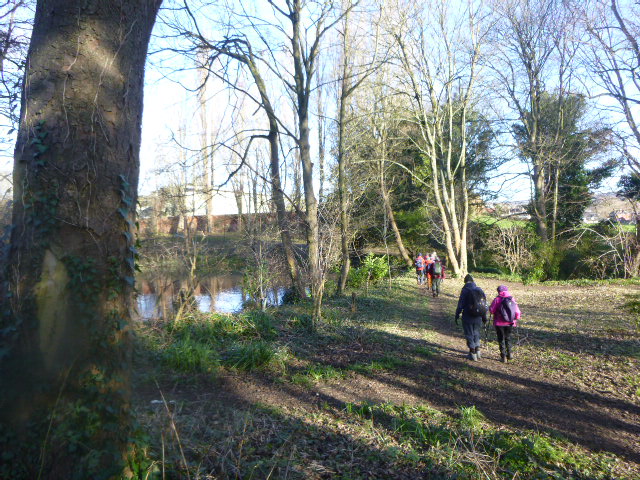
top-left (136, 274), bottom-right (287, 320)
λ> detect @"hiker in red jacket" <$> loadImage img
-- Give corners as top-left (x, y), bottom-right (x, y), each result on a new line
top-left (424, 253), bottom-right (434, 289)
top-left (489, 285), bottom-right (521, 363)
top-left (427, 255), bottom-right (446, 297)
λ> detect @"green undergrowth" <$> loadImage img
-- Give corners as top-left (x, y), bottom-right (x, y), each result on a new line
top-left (290, 354), bottom-right (410, 387)
top-left (291, 364), bottom-right (346, 387)
top-left (137, 309), bottom-right (287, 375)
top-left (473, 271), bottom-right (640, 287)
top-left (133, 399), bottom-right (633, 480)
top-left (339, 402), bottom-right (629, 479)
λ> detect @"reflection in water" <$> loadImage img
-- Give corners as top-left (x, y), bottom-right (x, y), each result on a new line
top-left (136, 274), bottom-right (286, 320)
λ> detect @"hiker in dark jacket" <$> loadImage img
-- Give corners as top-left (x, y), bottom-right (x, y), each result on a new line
top-left (454, 274), bottom-right (488, 361)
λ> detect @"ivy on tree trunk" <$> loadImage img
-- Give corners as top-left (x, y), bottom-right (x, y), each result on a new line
top-left (0, 1), bottom-right (161, 477)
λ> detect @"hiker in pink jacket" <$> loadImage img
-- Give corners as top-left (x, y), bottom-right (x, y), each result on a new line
top-left (489, 285), bottom-right (521, 363)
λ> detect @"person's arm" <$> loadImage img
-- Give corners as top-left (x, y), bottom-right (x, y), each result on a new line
top-left (514, 297), bottom-right (522, 319)
top-left (482, 292), bottom-right (488, 323)
top-left (489, 297), bottom-right (499, 315)
top-left (455, 288), bottom-right (466, 322)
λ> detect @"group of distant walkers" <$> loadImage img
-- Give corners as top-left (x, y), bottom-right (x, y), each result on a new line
top-left (414, 252), bottom-right (446, 297)
top-left (414, 252), bottom-right (521, 363)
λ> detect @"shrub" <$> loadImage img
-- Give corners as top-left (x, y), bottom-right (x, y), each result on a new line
top-left (347, 254), bottom-right (390, 288)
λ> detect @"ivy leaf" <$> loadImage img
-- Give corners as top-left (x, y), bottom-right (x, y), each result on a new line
top-left (125, 256), bottom-right (135, 271)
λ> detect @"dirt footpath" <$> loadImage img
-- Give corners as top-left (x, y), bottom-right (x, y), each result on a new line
top-left (418, 278), bottom-right (640, 465)
top-left (288, 279), bottom-right (640, 464)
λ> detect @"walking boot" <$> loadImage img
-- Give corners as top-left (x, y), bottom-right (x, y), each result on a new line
top-left (499, 344), bottom-right (506, 363)
top-left (475, 347), bottom-right (482, 359)
top-left (506, 345), bottom-right (512, 361)
top-left (467, 350), bottom-right (477, 361)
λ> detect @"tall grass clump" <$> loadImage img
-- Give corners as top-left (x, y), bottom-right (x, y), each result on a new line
top-left (222, 340), bottom-right (287, 371)
top-left (161, 332), bottom-right (219, 374)
top-left (156, 310), bottom-right (285, 374)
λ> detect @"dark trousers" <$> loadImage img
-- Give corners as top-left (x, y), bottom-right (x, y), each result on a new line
top-left (495, 326), bottom-right (513, 357)
top-left (462, 317), bottom-right (482, 350)
top-left (431, 277), bottom-right (442, 295)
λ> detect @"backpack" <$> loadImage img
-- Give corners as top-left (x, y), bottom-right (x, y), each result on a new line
top-left (467, 287), bottom-right (488, 317)
top-left (432, 261), bottom-right (442, 275)
top-left (499, 296), bottom-right (517, 324)
top-left (415, 257), bottom-right (425, 269)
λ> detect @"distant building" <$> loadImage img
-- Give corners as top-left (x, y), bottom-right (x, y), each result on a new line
top-left (582, 208), bottom-right (599, 224)
top-left (609, 209), bottom-right (636, 224)
top-left (139, 185), bottom-right (272, 219)
top-left (491, 202), bottom-right (530, 219)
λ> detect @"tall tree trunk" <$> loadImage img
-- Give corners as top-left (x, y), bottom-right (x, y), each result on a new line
top-left (268, 124), bottom-right (306, 298)
top-left (551, 165), bottom-right (560, 244)
top-left (336, 17), bottom-right (351, 296)
top-left (233, 182), bottom-right (244, 231)
top-left (242, 59), bottom-right (306, 298)
top-left (197, 49), bottom-right (214, 232)
top-left (0, 0), bottom-right (161, 477)
top-left (379, 143), bottom-right (412, 268)
top-left (317, 77), bottom-right (326, 203)
top-left (337, 93), bottom-right (351, 295)
top-left (298, 105), bottom-right (321, 320)
top-left (291, 0), bottom-right (321, 321)
top-left (533, 163), bottom-right (549, 243)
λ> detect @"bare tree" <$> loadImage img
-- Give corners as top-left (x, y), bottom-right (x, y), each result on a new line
top-left (366, 67), bottom-right (414, 269)
top-left (579, 0), bottom-right (640, 173)
top-left (283, 0), bottom-right (349, 320)
top-left (394, 0), bottom-right (489, 276)
top-left (172, 1), bottom-right (310, 299)
top-left (176, 0), bottom-right (353, 321)
top-left (196, 47), bottom-right (215, 231)
top-left (335, 0), bottom-right (385, 294)
top-left (486, 222), bottom-right (535, 274)
top-left (488, 0), bottom-right (580, 243)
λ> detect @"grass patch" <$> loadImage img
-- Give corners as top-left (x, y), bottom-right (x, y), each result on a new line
top-left (340, 402), bottom-right (629, 479)
top-left (135, 398), bottom-right (632, 479)
top-left (291, 364), bottom-right (346, 387)
top-left (139, 310), bottom-right (286, 375)
top-left (222, 341), bottom-right (288, 371)
top-left (161, 333), bottom-right (220, 374)
top-left (547, 351), bottom-right (579, 369)
top-left (412, 345), bottom-right (435, 357)
top-left (132, 271), bottom-right (639, 479)
top-left (350, 355), bottom-right (408, 374)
